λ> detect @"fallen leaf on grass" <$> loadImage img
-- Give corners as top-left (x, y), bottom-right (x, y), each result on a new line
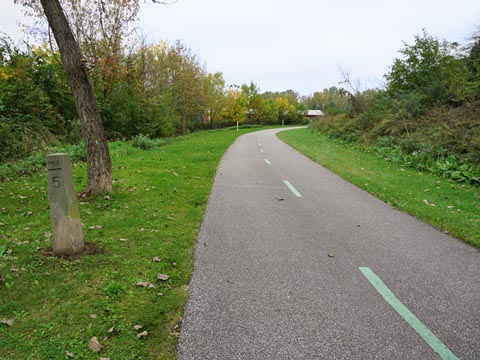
top-left (100, 358), bottom-right (111, 360)
top-left (152, 256), bottom-right (161, 262)
top-left (137, 331), bottom-right (149, 339)
top-left (172, 324), bottom-right (181, 337)
top-left (157, 273), bottom-right (169, 281)
top-left (88, 336), bottom-right (103, 353)
top-left (65, 350), bottom-right (74, 358)
top-left (134, 325), bottom-right (143, 330)
top-left (1, 319), bottom-right (14, 326)
top-left (137, 281), bottom-right (155, 288)
top-left (423, 199), bottom-right (430, 205)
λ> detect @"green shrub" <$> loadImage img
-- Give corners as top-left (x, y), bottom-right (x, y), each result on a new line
top-left (0, 141), bottom-right (87, 181)
top-left (131, 134), bottom-right (155, 150)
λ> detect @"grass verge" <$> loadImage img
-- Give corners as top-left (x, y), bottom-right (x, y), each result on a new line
top-left (0, 128), bottom-right (262, 359)
top-left (278, 128), bottom-right (480, 248)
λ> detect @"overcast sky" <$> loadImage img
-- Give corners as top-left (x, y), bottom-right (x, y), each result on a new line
top-left (2, 0), bottom-right (480, 95)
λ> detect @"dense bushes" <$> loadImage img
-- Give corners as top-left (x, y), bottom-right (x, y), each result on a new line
top-left (310, 30), bottom-right (480, 185)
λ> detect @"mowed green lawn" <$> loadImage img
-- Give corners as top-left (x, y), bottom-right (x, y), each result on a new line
top-left (278, 128), bottom-right (480, 248)
top-left (0, 128), bottom-right (263, 359)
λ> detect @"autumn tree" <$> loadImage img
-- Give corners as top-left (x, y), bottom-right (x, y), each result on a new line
top-left (203, 72), bottom-right (225, 129)
top-left (241, 82), bottom-right (263, 123)
top-left (220, 85), bottom-right (246, 124)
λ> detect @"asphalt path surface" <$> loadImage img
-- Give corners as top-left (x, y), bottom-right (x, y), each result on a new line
top-left (177, 128), bottom-right (480, 359)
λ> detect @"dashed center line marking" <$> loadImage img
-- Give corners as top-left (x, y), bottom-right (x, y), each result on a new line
top-left (264, 159), bottom-right (271, 165)
top-left (359, 267), bottom-right (458, 360)
top-left (283, 180), bottom-right (302, 197)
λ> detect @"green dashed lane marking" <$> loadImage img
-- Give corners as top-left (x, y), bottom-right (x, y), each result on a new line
top-left (359, 267), bottom-right (458, 360)
top-left (283, 180), bottom-right (302, 197)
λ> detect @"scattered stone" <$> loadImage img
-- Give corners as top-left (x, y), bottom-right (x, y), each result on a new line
top-left (65, 350), bottom-right (74, 358)
top-left (104, 195), bottom-right (110, 201)
top-left (152, 256), bottom-right (161, 262)
top-left (133, 324), bottom-right (143, 331)
top-left (328, 253), bottom-right (336, 258)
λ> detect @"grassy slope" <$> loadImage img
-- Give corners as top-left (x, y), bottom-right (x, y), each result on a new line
top-left (278, 128), bottom-right (480, 248)
top-left (0, 128), bottom-right (262, 359)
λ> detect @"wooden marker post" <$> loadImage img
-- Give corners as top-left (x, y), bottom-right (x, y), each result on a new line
top-left (46, 153), bottom-right (84, 255)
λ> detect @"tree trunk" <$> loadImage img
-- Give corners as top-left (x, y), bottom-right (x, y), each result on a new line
top-left (40, 0), bottom-right (112, 194)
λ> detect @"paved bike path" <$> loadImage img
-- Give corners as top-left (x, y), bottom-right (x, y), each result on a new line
top-left (177, 128), bottom-right (479, 359)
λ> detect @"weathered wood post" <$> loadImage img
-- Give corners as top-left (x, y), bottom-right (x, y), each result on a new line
top-left (46, 153), bottom-right (84, 255)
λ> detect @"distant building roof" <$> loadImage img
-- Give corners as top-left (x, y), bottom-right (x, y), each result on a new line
top-left (306, 110), bottom-right (324, 117)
